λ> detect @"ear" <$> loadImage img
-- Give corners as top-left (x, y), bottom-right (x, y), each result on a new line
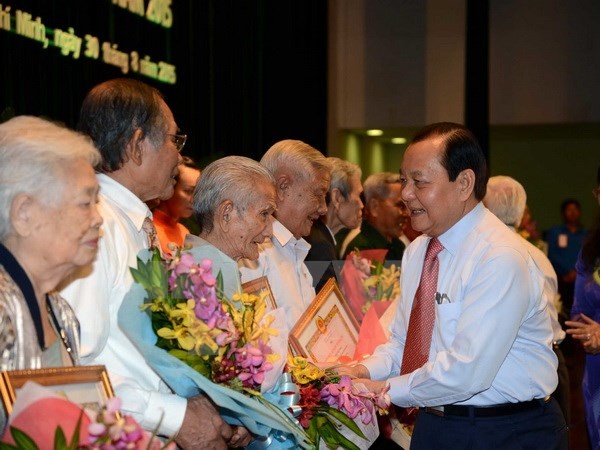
top-left (456, 169), bottom-right (476, 201)
top-left (216, 200), bottom-right (235, 232)
top-left (331, 188), bottom-right (343, 210)
top-left (125, 128), bottom-right (146, 166)
top-left (367, 197), bottom-right (380, 217)
top-left (276, 174), bottom-right (291, 201)
top-left (10, 193), bottom-right (38, 237)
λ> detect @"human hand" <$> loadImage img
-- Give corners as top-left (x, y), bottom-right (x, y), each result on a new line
top-left (352, 378), bottom-right (388, 396)
top-left (227, 426), bottom-right (253, 448)
top-left (565, 314), bottom-right (600, 354)
top-left (175, 395), bottom-right (233, 449)
top-left (331, 363), bottom-right (371, 379)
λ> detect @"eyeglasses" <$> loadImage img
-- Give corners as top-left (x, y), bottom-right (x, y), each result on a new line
top-left (592, 187), bottom-right (600, 198)
top-left (168, 133), bottom-right (187, 153)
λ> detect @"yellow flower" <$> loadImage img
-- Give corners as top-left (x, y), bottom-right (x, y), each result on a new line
top-left (157, 326), bottom-right (196, 350)
top-left (287, 356), bottom-right (325, 384)
top-left (250, 314), bottom-right (279, 343)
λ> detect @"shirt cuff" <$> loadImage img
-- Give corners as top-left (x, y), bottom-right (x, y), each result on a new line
top-left (362, 355), bottom-right (392, 381)
top-left (387, 375), bottom-right (412, 406)
top-left (145, 391), bottom-right (187, 437)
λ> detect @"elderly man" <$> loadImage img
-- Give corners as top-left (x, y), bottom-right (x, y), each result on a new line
top-left (342, 172), bottom-right (406, 263)
top-left (484, 175), bottom-right (570, 426)
top-left (239, 139), bottom-right (330, 329)
top-left (339, 123), bottom-right (567, 449)
top-left (60, 79), bottom-right (246, 449)
top-left (305, 157), bottom-right (363, 291)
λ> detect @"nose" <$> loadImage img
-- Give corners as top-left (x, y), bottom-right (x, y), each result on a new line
top-left (263, 215), bottom-right (274, 238)
top-left (92, 203), bottom-right (103, 228)
top-left (317, 196), bottom-right (328, 216)
top-left (401, 183), bottom-right (413, 202)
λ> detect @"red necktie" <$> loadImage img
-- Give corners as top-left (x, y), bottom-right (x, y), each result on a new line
top-left (400, 237), bottom-right (444, 375)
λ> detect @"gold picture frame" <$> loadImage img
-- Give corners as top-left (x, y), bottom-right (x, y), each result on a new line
top-left (241, 276), bottom-right (277, 310)
top-left (289, 278), bottom-right (360, 362)
top-left (0, 365), bottom-right (115, 416)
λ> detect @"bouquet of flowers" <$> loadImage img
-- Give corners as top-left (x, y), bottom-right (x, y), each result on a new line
top-left (129, 248), bottom-right (389, 449)
top-left (1, 382), bottom-right (172, 450)
top-left (287, 357), bottom-right (389, 449)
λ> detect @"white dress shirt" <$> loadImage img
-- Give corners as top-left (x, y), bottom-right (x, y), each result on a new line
top-left (363, 203), bottom-right (558, 407)
top-left (60, 174), bottom-right (186, 436)
top-left (239, 220), bottom-right (315, 329)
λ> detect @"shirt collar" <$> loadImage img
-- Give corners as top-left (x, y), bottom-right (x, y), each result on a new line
top-left (98, 174), bottom-right (151, 232)
top-left (437, 202), bottom-right (486, 256)
top-left (272, 220), bottom-right (311, 252)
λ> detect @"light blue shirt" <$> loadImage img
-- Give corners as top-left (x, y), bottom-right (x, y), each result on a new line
top-left (363, 202), bottom-right (558, 407)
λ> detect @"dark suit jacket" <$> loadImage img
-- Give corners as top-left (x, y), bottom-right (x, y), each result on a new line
top-left (304, 219), bottom-right (339, 292)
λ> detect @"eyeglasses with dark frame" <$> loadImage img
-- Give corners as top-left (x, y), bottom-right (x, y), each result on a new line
top-left (168, 133), bottom-right (187, 153)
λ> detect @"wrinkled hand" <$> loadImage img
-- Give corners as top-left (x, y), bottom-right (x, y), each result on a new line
top-left (565, 314), bottom-right (600, 354)
top-left (331, 363), bottom-right (371, 379)
top-left (175, 395), bottom-right (233, 449)
top-left (353, 378), bottom-right (388, 396)
top-left (227, 426), bottom-right (253, 448)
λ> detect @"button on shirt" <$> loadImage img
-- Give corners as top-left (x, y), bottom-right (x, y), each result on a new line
top-left (239, 220), bottom-right (315, 329)
top-left (363, 203), bottom-right (558, 407)
top-left (60, 174), bottom-right (185, 436)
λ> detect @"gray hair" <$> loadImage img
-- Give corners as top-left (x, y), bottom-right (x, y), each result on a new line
top-left (363, 172), bottom-right (401, 204)
top-left (328, 157), bottom-right (362, 201)
top-left (193, 156), bottom-right (275, 234)
top-left (0, 116), bottom-right (101, 241)
top-left (260, 139), bottom-right (331, 183)
top-left (483, 175), bottom-right (527, 228)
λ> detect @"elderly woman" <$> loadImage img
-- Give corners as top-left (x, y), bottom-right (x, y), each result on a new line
top-left (305, 157), bottom-right (363, 291)
top-left (0, 116), bottom-right (101, 428)
top-left (184, 156), bottom-right (276, 299)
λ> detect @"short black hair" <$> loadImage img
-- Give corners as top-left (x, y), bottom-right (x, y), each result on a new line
top-left (77, 78), bottom-right (168, 173)
top-left (560, 198), bottom-right (581, 213)
top-left (411, 122), bottom-right (488, 200)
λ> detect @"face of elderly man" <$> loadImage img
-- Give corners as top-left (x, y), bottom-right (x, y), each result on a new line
top-left (336, 174), bottom-right (363, 230)
top-left (373, 182), bottom-right (405, 241)
top-left (227, 180), bottom-right (277, 261)
top-left (277, 168), bottom-right (330, 239)
top-left (400, 135), bottom-right (468, 238)
top-left (137, 99), bottom-right (182, 202)
top-left (32, 158), bottom-right (102, 270)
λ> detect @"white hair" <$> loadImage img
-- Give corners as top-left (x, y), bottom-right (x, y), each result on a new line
top-left (363, 172), bottom-right (400, 204)
top-left (192, 155), bottom-right (275, 234)
top-left (328, 157), bottom-right (362, 201)
top-left (484, 175), bottom-right (527, 227)
top-left (0, 116), bottom-right (100, 240)
top-left (260, 139), bottom-right (331, 183)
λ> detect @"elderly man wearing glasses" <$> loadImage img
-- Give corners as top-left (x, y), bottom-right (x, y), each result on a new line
top-left (60, 78), bottom-right (249, 449)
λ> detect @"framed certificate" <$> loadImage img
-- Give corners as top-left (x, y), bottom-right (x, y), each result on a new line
top-left (0, 365), bottom-right (115, 416)
top-left (241, 276), bottom-right (277, 310)
top-left (289, 278), bottom-right (360, 362)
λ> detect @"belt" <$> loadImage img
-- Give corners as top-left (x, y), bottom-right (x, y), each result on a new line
top-left (423, 396), bottom-right (551, 417)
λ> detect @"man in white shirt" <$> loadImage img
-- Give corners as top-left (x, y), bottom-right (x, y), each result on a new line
top-left (60, 79), bottom-right (248, 449)
top-left (239, 139), bottom-right (331, 329)
top-left (484, 174), bottom-right (570, 425)
top-left (339, 123), bottom-right (567, 449)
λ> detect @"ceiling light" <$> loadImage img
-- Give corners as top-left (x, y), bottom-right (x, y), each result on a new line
top-left (391, 137), bottom-right (407, 144)
top-left (366, 129), bottom-right (383, 136)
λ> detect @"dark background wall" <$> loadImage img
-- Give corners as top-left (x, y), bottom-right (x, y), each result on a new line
top-left (0, 0), bottom-right (328, 164)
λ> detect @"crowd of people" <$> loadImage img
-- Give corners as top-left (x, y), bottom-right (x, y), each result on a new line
top-left (0, 77), bottom-right (598, 450)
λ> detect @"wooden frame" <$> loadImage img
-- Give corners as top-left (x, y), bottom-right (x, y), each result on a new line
top-left (0, 365), bottom-right (115, 416)
top-left (289, 278), bottom-right (360, 362)
top-left (241, 276), bottom-right (277, 310)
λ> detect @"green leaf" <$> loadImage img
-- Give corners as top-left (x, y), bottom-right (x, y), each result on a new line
top-left (320, 420), bottom-right (360, 450)
top-left (8, 427), bottom-right (39, 450)
top-left (0, 442), bottom-right (19, 450)
top-left (324, 407), bottom-right (366, 438)
top-left (54, 426), bottom-right (68, 450)
top-left (66, 410), bottom-right (84, 450)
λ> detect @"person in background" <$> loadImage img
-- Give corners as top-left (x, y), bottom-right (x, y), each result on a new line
top-left (337, 122), bottom-right (566, 449)
top-left (484, 175), bottom-right (570, 426)
top-left (565, 166), bottom-right (600, 450)
top-left (59, 78), bottom-right (248, 449)
top-left (547, 198), bottom-right (587, 318)
top-left (0, 116), bottom-right (102, 430)
top-left (153, 156), bottom-right (201, 254)
top-left (305, 157), bottom-right (363, 291)
top-left (342, 172), bottom-right (406, 264)
top-left (239, 139), bottom-right (331, 330)
top-left (185, 156), bottom-right (277, 300)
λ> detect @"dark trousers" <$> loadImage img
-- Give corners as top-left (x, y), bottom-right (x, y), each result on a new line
top-left (553, 344), bottom-right (571, 426)
top-left (410, 398), bottom-right (568, 450)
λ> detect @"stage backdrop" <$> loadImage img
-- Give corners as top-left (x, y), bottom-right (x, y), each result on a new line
top-left (0, 0), bottom-right (327, 164)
